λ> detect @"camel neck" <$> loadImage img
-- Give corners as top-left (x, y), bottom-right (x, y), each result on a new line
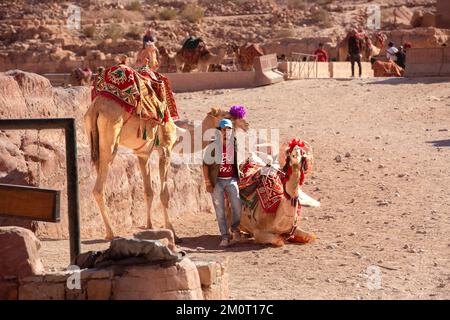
top-left (285, 163), bottom-right (300, 199)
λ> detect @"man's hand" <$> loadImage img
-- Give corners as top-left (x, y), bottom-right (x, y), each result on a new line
top-left (205, 181), bottom-right (214, 193)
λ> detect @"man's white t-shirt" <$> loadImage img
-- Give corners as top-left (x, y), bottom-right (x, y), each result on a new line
top-left (387, 47), bottom-right (398, 61)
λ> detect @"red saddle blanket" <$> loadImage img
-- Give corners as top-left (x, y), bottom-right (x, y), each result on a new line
top-left (92, 64), bottom-right (179, 122)
top-left (238, 162), bottom-right (285, 214)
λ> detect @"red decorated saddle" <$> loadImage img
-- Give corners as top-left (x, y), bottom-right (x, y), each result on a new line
top-left (238, 161), bottom-right (285, 214)
top-left (92, 63), bottom-right (179, 122)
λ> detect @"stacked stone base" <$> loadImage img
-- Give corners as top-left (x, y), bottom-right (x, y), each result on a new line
top-left (0, 258), bottom-right (229, 300)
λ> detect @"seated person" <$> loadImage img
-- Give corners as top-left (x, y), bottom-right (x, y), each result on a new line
top-left (136, 41), bottom-right (159, 72)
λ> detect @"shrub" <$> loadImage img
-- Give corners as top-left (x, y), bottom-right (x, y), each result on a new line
top-left (311, 8), bottom-right (333, 27)
top-left (105, 24), bottom-right (125, 41)
top-left (180, 4), bottom-right (205, 23)
top-left (287, 0), bottom-right (307, 10)
top-left (159, 8), bottom-right (178, 20)
top-left (125, 25), bottom-right (143, 40)
top-left (275, 28), bottom-right (295, 38)
top-left (125, 1), bottom-right (142, 11)
top-left (83, 25), bottom-right (96, 38)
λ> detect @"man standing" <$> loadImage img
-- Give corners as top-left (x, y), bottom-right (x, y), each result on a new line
top-left (348, 29), bottom-right (362, 77)
top-left (203, 119), bottom-right (242, 247)
top-left (314, 43), bottom-right (329, 62)
top-left (395, 45), bottom-right (406, 69)
top-left (143, 29), bottom-right (156, 49)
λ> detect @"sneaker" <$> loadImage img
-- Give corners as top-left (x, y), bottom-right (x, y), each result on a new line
top-left (219, 238), bottom-right (230, 247)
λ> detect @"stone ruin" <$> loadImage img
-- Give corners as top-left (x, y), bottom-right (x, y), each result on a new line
top-left (0, 226), bottom-right (229, 300)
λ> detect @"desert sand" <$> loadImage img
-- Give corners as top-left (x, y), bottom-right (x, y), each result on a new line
top-left (40, 77), bottom-right (450, 299)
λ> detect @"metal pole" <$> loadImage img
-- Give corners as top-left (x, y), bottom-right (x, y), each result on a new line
top-left (64, 119), bottom-right (81, 263)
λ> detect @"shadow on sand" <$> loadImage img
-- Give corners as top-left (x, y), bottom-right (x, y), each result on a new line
top-left (81, 239), bottom-right (111, 245)
top-left (179, 234), bottom-right (267, 253)
top-left (427, 139), bottom-right (450, 148)
top-left (366, 77), bottom-right (450, 85)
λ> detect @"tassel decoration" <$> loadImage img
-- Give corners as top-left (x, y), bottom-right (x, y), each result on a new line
top-left (143, 126), bottom-right (148, 140)
top-left (137, 124), bottom-right (141, 138)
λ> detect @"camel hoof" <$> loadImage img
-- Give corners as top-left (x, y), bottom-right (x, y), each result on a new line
top-left (292, 233), bottom-right (317, 244)
top-left (272, 236), bottom-right (285, 247)
top-left (105, 234), bottom-right (114, 241)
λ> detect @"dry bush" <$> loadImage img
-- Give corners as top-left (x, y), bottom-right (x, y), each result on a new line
top-left (275, 28), bottom-right (295, 38)
top-left (83, 25), bottom-right (96, 38)
top-left (125, 1), bottom-right (142, 11)
top-left (159, 8), bottom-right (178, 20)
top-left (105, 24), bottom-right (125, 41)
top-left (180, 4), bottom-right (205, 23)
top-left (287, 0), bottom-right (307, 10)
top-left (311, 8), bottom-right (333, 27)
top-left (125, 25), bottom-right (143, 40)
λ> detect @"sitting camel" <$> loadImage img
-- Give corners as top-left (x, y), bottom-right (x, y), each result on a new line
top-left (233, 43), bottom-right (265, 71)
top-left (238, 139), bottom-right (317, 246)
top-left (67, 67), bottom-right (93, 86)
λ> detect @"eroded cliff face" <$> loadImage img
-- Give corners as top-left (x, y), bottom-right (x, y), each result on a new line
top-left (0, 70), bottom-right (212, 239)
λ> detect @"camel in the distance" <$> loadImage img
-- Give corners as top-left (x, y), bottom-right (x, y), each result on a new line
top-left (175, 43), bottom-right (230, 73)
top-left (233, 43), bottom-right (265, 71)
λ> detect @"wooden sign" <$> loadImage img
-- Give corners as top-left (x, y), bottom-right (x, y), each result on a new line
top-left (0, 184), bottom-right (60, 222)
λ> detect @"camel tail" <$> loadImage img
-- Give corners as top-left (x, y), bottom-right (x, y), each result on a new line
top-left (84, 101), bottom-right (100, 172)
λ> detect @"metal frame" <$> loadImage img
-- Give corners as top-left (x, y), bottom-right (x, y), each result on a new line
top-left (287, 52), bottom-right (319, 79)
top-left (0, 118), bottom-right (80, 263)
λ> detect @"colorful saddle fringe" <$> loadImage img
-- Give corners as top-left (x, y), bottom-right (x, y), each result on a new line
top-left (92, 63), bottom-right (179, 125)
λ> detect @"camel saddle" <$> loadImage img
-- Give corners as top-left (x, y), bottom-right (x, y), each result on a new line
top-left (372, 60), bottom-right (403, 77)
top-left (238, 161), bottom-right (285, 214)
top-left (92, 63), bottom-right (179, 122)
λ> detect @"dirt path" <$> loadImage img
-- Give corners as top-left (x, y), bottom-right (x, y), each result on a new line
top-left (41, 78), bottom-right (450, 299)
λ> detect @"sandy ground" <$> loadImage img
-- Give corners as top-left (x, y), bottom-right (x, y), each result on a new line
top-left (41, 77), bottom-right (450, 299)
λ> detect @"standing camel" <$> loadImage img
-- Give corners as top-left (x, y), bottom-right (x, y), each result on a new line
top-left (84, 99), bottom-right (231, 240)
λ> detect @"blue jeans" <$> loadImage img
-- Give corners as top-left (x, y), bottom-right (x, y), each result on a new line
top-left (211, 177), bottom-right (242, 238)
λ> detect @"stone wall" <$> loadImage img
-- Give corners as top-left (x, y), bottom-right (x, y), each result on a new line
top-left (405, 47), bottom-right (450, 77)
top-left (1, 258), bottom-right (229, 300)
top-left (436, 0), bottom-right (450, 28)
top-left (0, 70), bottom-right (213, 239)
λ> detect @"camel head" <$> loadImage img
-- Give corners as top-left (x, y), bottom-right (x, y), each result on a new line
top-left (283, 138), bottom-right (313, 175)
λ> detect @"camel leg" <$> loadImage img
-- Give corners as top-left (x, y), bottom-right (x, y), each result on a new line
top-left (290, 228), bottom-right (317, 244)
top-left (158, 148), bottom-right (181, 242)
top-left (137, 155), bottom-right (154, 229)
top-left (92, 114), bottom-right (122, 240)
top-left (253, 229), bottom-right (285, 247)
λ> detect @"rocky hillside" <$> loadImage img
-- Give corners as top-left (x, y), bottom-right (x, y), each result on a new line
top-left (0, 0), bottom-right (447, 73)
